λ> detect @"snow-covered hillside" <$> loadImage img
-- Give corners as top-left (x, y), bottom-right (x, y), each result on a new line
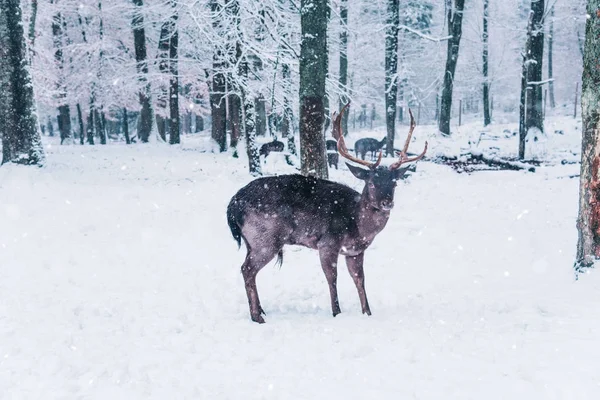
top-left (2, 127), bottom-right (600, 399)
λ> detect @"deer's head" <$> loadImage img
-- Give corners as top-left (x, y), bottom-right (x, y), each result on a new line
top-left (332, 103), bottom-right (427, 212)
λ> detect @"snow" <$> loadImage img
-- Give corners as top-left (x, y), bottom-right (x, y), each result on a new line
top-left (2, 124), bottom-right (600, 399)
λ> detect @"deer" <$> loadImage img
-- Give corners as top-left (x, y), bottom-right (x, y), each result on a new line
top-left (326, 139), bottom-right (339, 169)
top-left (354, 137), bottom-right (387, 160)
top-left (226, 103), bottom-right (427, 323)
top-left (259, 138), bottom-right (285, 159)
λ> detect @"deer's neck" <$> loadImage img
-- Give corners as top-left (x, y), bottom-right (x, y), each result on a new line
top-left (356, 190), bottom-right (391, 241)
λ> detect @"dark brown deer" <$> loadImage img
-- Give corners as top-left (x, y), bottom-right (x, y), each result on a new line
top-left (355, 137), bottom-right (387, 160)
top-left (226, 104), bottom-right (427, 323)
top-left (259, 138), bottom-right (285, 158)
top-left (326, 139), bottom-right (339, 169)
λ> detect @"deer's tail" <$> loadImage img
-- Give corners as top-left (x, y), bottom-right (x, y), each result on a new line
top-left (226, 199), bottom-right (243, 248)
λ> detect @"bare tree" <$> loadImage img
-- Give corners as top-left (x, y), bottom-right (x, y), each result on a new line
top-left (575, 0), bottom-right (600, 273)
top-left (518, 0), bottom-right (545, 160)
top-left (299, 0), bottom-right (329, 179)
top-left (131, 0), bottom-right (153, 143)
top-left (438, 0), bottom-right (465, 136)
top-left (385, 0), bottom-right (399, 156)
top-left (483, 0), bottom-right (491, 126)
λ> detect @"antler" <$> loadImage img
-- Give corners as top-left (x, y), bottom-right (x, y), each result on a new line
top-left (332, 102), bottom-right (382, 169)
top-left (389, 109), bottom-right (428, 170)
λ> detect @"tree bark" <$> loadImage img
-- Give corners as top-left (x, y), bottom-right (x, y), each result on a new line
top-left (575, 0), bottom-right (600, 273)
top-left (28, 0), bottom-right (38, 59)
top-left (0, 0), bottom-right (45, 166)
top-left (282, 63), bottom-right (296, 155)
top-left (338, 0), bottom-right (349, 137)
top-left (86, 105), bottom-right (95, 145)
top-left (299, 0), bottom-right (329, 179)
top-left (548, 4), bottom-right (556, 109)
top-left (168, 4), bottom-right (179, 145)
top-left (438, 0), bottom-right (465, 136)
top-left (518, 0), bottom-right (545, 160)
top-left (123, 108), bottom-right (131, 144)
top-left (131, 0), bottom-right (153, 143)
top-left (385, 0), bottom-right (399, 156)
top-left (482, 0), bottom-right (491, 127)
top-left (76, 103), bottom-right (85, 145)
top-left (156, 16), bottom-right (171, 142)
top-left (210, 0), bottom-right (227, 152)
top-left (51, 7), bottom-right (72, 144)
top-left (255, 94), bottom-right (267, 137)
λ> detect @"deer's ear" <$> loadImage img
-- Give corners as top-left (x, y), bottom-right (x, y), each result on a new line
top-left (346, 163), bottom-right (370, 180)
top-left (393, 166), bottom-right (412, 181)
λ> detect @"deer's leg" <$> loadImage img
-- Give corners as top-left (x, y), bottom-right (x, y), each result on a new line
top-left (241, 247), bottom-right (278, 324)
top-left (345, 252), bottom-right (371, 316)
top-left (319, 248), bottom-right (341, 317)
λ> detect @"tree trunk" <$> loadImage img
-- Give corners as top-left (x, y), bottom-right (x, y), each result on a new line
top-left (338, 0), bottom-right (349, 137)
top-left (282, 63), bottom-right (296, 155)
top-left (86, 105), bottom-right (95, 145)
top-left (95, 109), bottom-right (106, 144)
top-left (156, 17), bottom-right (170, 141)
top-left (132, 0), bottom-right (153, 143)
top-left (123, 108), bottom-right (131, 144)
top-left (482, 0), bottom-right (491, 126)
top-left (51, 8), bottom-right (72, 144)
top-left (28, 0), bottom-right (38, 59)
top-left (0, 0), bottom-right (45, 166)
top-left (210, 0), bottom-right (227, 152)
top-left (76, 103), bottom-right (85, 145)
top-left (575, 0), bottom-right (600, 273)
top-left (228, 95), bottom-right (241, 152)
top-left (299, 0), bottom-right (329, 179)
top-left (438, 0), bottom-right (465, 136)
top-left (518, 0), bottom-right (545, 160)
top-left (254, 94), bottom-right (267, 136)
top-left (195, 115), bottom-right (204, 132)
top-left (548, 4), bottom-right (556, 109)
top-left (385, 0), bottom-right (399, 156)
top-left (168, 4), bottom-right (180, 145)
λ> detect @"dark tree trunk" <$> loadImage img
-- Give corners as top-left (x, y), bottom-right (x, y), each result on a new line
top-left (58, 106), bottom-right (71, 144)
top-left (168, 5), bottom-right (180, 145)
top-left (86, 105), bottom-right (95, 145)
top-left (255, 94), bottom-right (267, 137)
top-left (123, 108), bottom-right (131, 144)
top-left (132, 0), bottom-right (153, 143)
top-left (195, 115), bottom-right (204, 132)
top-left (239, 56), bottom-right (261, 175)
top-left (210, 0), bottom-right (227, 152)
top-left (0, 0), bottom-right (45, 165)
top-left (519, 0), bottom-right (545, 160)
top-left (483, 0), bottom-right (491, 126)
top-left (76, 103), bottom-right (85, 145)
top-left (385, 0), bottom-right (399, 156)
top-left (438, 0), bottom-right (465, 136)
top-left (575, 0), bottom-right (600, 273)
top-left (95, 109), bottom-right (106, 144)
top-left (28, 0), bottom-right (38, 54)
top-left (156, 17), bottom-right (170, 141)
top-left (299, 0), bottom-right (329, 179)
top-left (282, 63), bottom-right (296, 155)
top-left (51, 8), bottom-right (72, 144)
top-left (548, 4), bottom-right (556, 109)
top-left (338, 0), bottom-right (349, 136)
top-left (228, 95), bottom-right (241, 152)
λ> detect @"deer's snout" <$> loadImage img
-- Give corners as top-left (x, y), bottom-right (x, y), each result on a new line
top-left (380, 199), bottom-right (394, 211)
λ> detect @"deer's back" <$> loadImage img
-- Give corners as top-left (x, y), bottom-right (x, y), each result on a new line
top-left (229, 174), bottom-right (361, 247)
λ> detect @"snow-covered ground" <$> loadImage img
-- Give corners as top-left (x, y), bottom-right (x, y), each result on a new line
top-left (2, 118), bottom-right (600, 399)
